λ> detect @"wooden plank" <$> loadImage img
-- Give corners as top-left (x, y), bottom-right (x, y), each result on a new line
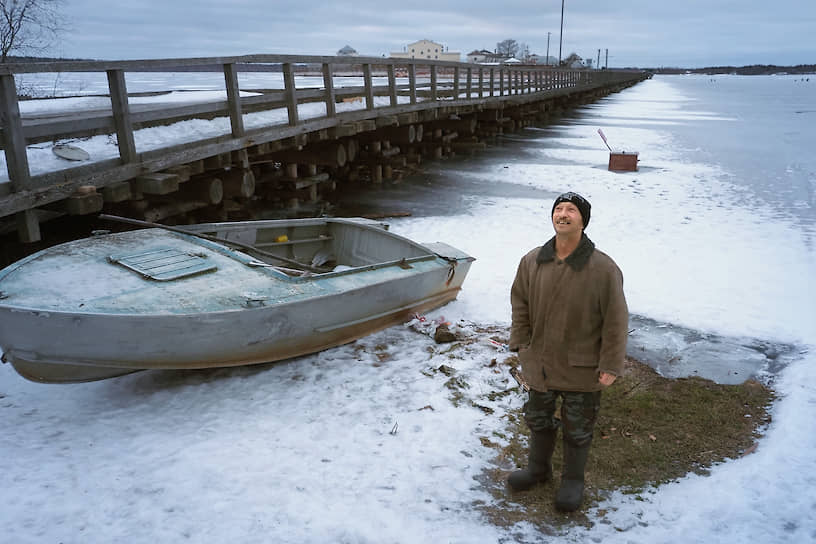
top-left (106, 69), bottom-right (137, 164)
top-left (0, 74), bottom-right (31, 190)
top-left (223, 63), bottom-right (245, 137)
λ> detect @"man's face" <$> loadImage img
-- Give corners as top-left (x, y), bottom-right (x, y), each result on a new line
top-left (552, 201), bottom-right (584, 235)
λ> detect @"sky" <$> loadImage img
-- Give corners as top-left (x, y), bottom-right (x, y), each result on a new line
top-left (1, 74), bottom-right (815, 542)
top-left (44, 0), bottom-right (815, 68)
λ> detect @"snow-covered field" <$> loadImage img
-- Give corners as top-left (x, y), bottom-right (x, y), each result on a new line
top-left (1, 75), bottom-right (814, 542)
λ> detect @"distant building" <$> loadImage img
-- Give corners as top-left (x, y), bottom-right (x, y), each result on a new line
top-left (390, 40), bottom-right (460, 62)
top-left (337, 45), bottom-right (358, 56)
top-left (466, 49), bottom-right (495, 63)
top-left (528, 54), bottom-right (558, 66)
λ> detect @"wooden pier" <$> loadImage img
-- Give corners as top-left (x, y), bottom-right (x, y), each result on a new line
top-left (0, 53), bottom-right (648, 252)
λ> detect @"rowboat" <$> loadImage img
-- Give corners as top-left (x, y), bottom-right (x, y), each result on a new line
top-left (0, 216), bottom-right (474, 383)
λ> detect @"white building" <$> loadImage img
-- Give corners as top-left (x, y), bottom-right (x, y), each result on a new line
top-left (390, 40), bottom-right (460, 62)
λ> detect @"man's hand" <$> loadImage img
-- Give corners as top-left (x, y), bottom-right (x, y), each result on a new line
top-left (599, 372), bottom-right (617, 387)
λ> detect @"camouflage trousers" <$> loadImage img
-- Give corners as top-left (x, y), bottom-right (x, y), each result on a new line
top-left (523, 389), bottom-right (602, 447)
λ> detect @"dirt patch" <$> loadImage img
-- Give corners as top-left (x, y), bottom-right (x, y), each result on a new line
top-left (479, 356), bottom-right (774, 532)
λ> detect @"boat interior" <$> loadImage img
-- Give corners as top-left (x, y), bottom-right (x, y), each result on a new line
top-left (187, 218), bottom-right (435, 278)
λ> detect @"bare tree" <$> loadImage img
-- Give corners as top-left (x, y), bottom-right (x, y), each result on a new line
top-left (495, 39), bottom-right (519, 59)
top-left (0, 0), bottom-right (64, 62)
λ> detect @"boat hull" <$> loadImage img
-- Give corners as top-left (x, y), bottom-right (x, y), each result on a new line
top-left (0, 219), bottom-right (473, 383)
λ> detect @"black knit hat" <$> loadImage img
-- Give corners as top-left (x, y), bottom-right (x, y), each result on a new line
top-left (551, 192), bottom-right (591, 229)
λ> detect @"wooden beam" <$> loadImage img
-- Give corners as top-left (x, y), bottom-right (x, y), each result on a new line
top-left (0, 74), bottom-right (31, 190)
top-left (363, 64), bottom-right (374, 111)
top-left (387, 64), bottom-right (397, 107)
top-left (223, 63), bottom-right (244, 137)
top-left (322, 63), bottom-right (336, 118)
top-left (282, 63), bottom-right (298, 126)
top-left (16, 209), bottom-right (40, 243)
top-left (106, 69), bottom-right (138, 164)
top-left (408, 64), bottom-right (417, 104)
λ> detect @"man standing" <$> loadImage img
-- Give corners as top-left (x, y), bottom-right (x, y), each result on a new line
top-left (508, 192), bottom-right (628, 512)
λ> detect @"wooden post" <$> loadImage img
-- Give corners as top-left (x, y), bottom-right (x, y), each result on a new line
top-left (466, 67), bottom-right (472, 99)
top-left (499, 68), bottom-right (504, 96)
top-left (282, 62), bottom-right (298, 126)
top-left (0, 74), bottom-right (31, 191)
top-left (408, 64), bottom-right (417, 104)
top-left (489, 68), bottom-right (495, 97)
top-left (223, 63), bottom-right (244, 137)
top-left (106, 69), bottom-right (138, 164)
top-left (322, 63), bottom-right (336, 117)
top-left (363, 64), bottom-right (374, 110)
top-left (16, 209), bottom-right (40, 243)
top-left (452, 66), bottom-right (459, 100)
top-left (430, 64), bottom-right (437, 101)
top-left (478, 68), bottom-right (484, 98)
top-left (387, 64), bottom-right (397, 107)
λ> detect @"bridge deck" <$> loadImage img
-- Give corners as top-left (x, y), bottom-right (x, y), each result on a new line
top-left (0, 54), bottom-right (649, 242)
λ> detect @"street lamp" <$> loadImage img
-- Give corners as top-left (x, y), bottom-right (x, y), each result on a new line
top-left (558, 0), bottom-right (565, 65)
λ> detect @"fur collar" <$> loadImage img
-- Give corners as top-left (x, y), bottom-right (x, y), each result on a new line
top-left (536, 233), bottom-right (595, 270)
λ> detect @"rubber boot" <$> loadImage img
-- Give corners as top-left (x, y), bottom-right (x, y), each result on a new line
top-left (507, 428), bottom-right (556, 491)
top-left (555, 440), bottom-right (591, 511)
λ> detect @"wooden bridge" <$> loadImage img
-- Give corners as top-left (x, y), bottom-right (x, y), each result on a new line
top-left (0, 53), bottom-right (648, 246)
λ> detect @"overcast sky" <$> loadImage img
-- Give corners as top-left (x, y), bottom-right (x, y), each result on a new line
top-left (52, 0), bottom-right (815, 68)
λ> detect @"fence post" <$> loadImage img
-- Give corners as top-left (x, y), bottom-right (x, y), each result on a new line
top-left (430, 64), bottom-right (437, 101)
top-left (322, 63), bottom-right (336, 117)
top-left (0, 74), bottom-right (31, 191)
top-left (489, 68), bottom-right (494, 97)
top-left (466, 67), bottom-right (472, 99)
top-left (106, 69), bottom-right (138, 163)
top-left (362, 64), bottom-right (374, 110)
top-left (387, 63), bottom-right (397, 107)
top-left (408, 63), bottom-right (417, 104)
top-left (452, 66), bottom-right (459, 100)
top-left (282, 63), bottom-right (298, 126)
top-left (223, 63), bottom-right (244, 137)
top-left (478, 68), bottom-right (484, 98)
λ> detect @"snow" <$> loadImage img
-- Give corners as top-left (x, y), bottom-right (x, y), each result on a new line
top-left (1, 75), bottom-right (815, 542)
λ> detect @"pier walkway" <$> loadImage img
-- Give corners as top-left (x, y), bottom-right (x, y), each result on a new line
top-left (0, 53), bottom-right (648, 243)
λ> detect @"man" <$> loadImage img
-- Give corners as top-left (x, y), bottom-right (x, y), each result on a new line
top-left (508, 191), bottom-right (628, 512)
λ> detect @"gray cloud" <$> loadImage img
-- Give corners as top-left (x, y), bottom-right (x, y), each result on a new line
top-left (54, 0), bottom-right (815, 67)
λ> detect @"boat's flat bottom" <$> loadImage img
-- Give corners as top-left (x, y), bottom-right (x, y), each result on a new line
top-left (7, 289), bottom-right (461, 384)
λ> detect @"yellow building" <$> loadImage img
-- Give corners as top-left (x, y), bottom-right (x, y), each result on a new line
top-left (390, 39), bottom-right (460, 62)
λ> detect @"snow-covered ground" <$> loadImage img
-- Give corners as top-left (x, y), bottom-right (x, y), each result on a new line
top-left (1, 76), bottom-right (814, 542)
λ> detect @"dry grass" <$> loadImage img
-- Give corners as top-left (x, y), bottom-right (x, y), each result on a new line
top-left (478, 356), bottom-right (774, 531)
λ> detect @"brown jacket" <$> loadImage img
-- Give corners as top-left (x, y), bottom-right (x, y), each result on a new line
top-left (509, 234), bottom-right (628, 392)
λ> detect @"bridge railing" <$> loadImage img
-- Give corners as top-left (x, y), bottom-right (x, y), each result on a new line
top-left (0, 53), bottom-right (645, 222)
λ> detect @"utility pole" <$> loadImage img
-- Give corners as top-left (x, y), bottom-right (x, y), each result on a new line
top-left (558, 0), bottom-right (565, 65)
top-left (597, 49), bottom-right (601, 70)
top-left (605, 48), bottom-right (609, 69)
top-left (546, 32), bottom-right (551, 66)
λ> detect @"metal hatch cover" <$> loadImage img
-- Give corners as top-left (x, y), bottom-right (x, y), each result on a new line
top-left (108, 247), bottom-right (217, 281)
